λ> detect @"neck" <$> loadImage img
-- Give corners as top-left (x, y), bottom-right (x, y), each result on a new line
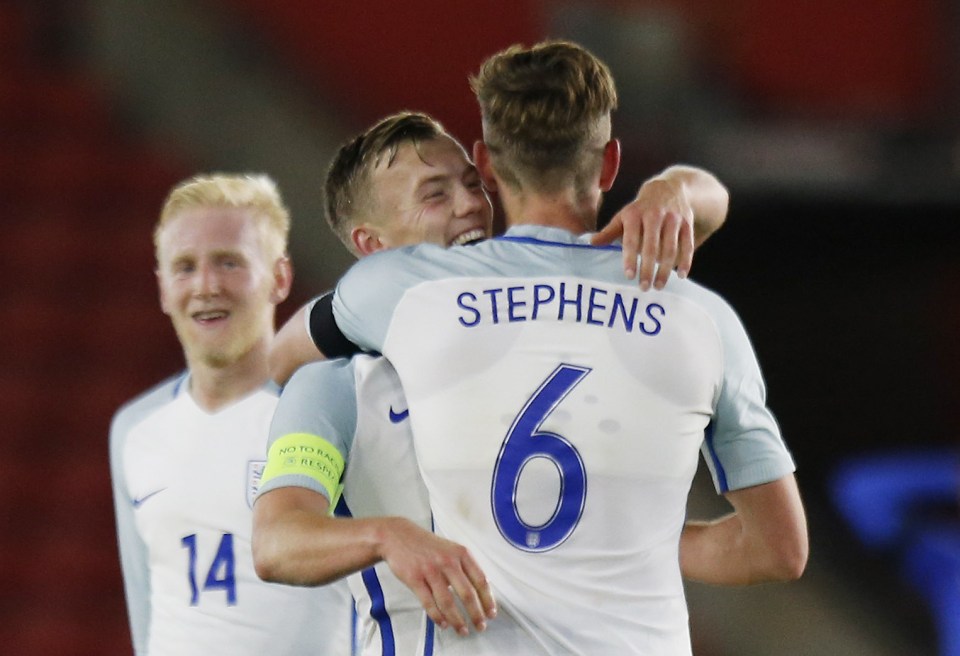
top-left (186, 339), bottom-right (272, 412)
top-left (500, 188), bottom-right (599, 235)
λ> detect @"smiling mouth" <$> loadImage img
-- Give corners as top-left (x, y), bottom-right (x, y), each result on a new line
top-left (192, 310), bottom-right (229, 322)
top-left (450, 228), bottom-right (486, 246)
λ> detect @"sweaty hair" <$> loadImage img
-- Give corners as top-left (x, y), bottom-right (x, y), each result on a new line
top-left (154, 173), bottom-right (290, 262)
top-left (469, 40), bottom-right (618, 194)
top-left (324, 111), bottom-right (448, 255)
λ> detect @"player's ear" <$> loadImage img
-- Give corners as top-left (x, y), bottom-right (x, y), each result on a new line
top-left (156, 269), bottom-right (172, 316)
top-left (270, 255), bottom-right (293, 304)
top-left (599, 139), bottom-right (621, 192)
top-left (473, 141), bottom-right (498, 192)
top-left (351, 225), bottom-right (386, 256)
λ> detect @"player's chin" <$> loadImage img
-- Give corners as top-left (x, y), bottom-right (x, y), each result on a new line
top-left (191, 337), bottom-right (242, 368)
top-left (199, 349), bottom-right (237, 369)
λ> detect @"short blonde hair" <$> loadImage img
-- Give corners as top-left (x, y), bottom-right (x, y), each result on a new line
top-left (470, 40), bottom-right (618, 194)
top-left (154, 173), bottom-right (290, 262)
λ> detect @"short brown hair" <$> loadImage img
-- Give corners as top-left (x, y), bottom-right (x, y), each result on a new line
top-left (324, 111), bottom-right (448, 255)
top-left (469, 40), bottom-right (618, 194)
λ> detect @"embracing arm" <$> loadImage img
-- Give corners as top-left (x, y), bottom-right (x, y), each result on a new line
top-left (270, 293), bottom-right (365, 385)
top-left (680, 474), bottom-right (808, 585)
top-left (669, 164), bottom-right (730, 247)
top-left (269, 304), bottom-right (325, 386)
top-left (252, 486), bottom-right (496, 635)
top-left (592, 164), bottom-right (729, 289)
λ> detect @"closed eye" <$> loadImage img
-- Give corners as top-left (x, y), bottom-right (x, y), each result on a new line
top-left (422, 188), bottom-right (447, 202)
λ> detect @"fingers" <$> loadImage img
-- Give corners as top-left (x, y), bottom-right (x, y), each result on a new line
top-left (598, 206), bottom-right (643, 280)
top-left (619, 213), bottom-right (642, 282)
top-left (436, 549), bottom-right (496, 635)
top-left (407, 579), bottom-right (451, 631)
top-left (600, 203), bottom-right (675, 290)
top-left (590, 218), bottom-right (622, 247)
top-left (652, 211), bottom-right (681, 290)
top-left (429, 570), bottom-right (473, 636)
top-left (461, 551), bottom-right (497, 624)
top-left (637, 211), bottom-right (661, 291)
top-left (601, 175), bottom-right (699, 289)
top-left (633, 208), bottom-right (695, 291)
top-left (401, 542), bottom-right (495, 637)
top-left (675, 216), bottom-right (695, 280)
top-left (591, 214), bottom-right (642, 280)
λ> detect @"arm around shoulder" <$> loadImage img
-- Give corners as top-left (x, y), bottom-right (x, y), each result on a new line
top-left (252, 486), bottom-right (385, 586)
top-left (680, 474), bottom-right (808, 586)
top-left (252, 486), bottom-right (499, 635)
top-left (269, 303), bottom-right (325, 386)
top-left (658, 164), bottom-right (729, 247)
top-left (590, 163), bottom-right (729, 288)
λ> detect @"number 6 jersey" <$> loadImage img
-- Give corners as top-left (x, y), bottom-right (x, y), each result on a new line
top-left (328, 225), bottom-right (796, 656)
top-left (110, 375), bottom-right (355, 656)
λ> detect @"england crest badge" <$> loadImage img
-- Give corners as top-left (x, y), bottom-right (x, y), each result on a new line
top-left (247, 460), bottom-right (266, 508)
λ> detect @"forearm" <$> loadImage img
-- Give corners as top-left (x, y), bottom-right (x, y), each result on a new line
top-left (253, 490), bottom-right (405, 586)
top-left (252, 490), bottom-right (497, 636)
top-left (680, 476), bottom-right (808, 585)
top-left (680, 513), bottom-right (778, 585)
top-left (269, 304), bottom-right (326, 385)
top-left (657, 165), bottom-right (728, 246)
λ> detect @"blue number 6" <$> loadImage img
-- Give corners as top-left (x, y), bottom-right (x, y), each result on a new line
top-left (491, 364), bottom-right (590, 552)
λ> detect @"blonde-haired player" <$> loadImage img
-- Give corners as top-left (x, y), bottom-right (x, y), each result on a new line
top-left (110, 173), bottom-right (355, 655)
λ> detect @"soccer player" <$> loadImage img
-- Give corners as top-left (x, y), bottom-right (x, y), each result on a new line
top-left (109, 174), bottom-right (355, 655)
top-left (253, 111), bottom-right (732, 655)
top-left (264, 40), bottom-right (807, 654)
top-left (258, 112), bottom-right (493, 656)
top-left (268, 116), bottom-right (729, 385)
top-left (254, 112), bottom-right (726, 655)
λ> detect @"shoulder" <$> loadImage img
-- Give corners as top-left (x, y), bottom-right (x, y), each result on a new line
top-left (278, 359), bottom-right (362, 419)
top-left (110, 373), bottom-right (184, 441)
top-left (335, 243), bottom-right (478, 309)
top-left (343, 244), bottom-right (417, 277)
top-left (666, 277), bottom-right (748, 335)
top-left (341, 242), bottom-right (469, 286)
top-left (285, 355), bottom-right (390, 403)
top-left (286, 357), bottom-right (358, 390)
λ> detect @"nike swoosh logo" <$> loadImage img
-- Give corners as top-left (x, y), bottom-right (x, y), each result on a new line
top-left (388, 406), bottom-right (409, 423)
top-left (132, 488), bottom-right (167, 508)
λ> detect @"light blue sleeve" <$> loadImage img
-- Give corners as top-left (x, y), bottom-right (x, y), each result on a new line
top-left (695, 290), bottom-right (796, 493)
top-left (109, 405), bottom-right (155, 655)
top-left (110, 377), bottom-right (183, 655)
top-left (257, 359), bottom-right (360, 500)
top-left (331, 248), bottom-right (419, 353)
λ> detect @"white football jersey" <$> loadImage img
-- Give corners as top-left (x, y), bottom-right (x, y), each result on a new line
top-left (110, 375), bottom-right (355, 656)
top-left (259, 355), bottom-right (435, 656)
top-left (329, 225), bottom-right (796, 655)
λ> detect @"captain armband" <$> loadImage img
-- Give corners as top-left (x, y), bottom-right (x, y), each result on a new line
top-left (260, 433), bottom-right (345, 506)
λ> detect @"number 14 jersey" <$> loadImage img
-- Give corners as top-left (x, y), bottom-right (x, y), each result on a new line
top-left (110, 375), bottom-right (355, 655)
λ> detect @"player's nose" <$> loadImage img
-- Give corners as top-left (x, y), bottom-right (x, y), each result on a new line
top-left (193, 262), bottom-right (222, 296)
top-left (455, 184), bottom-right (486, 216)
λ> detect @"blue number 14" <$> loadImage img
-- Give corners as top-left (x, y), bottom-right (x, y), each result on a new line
top-left (182, 533), bottom-right (237, 605)
top-left (492, 364), bottom-right (590, 552)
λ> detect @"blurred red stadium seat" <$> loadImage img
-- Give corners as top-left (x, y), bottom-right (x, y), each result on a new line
top-left (0, 6), bottom-right (191, 656)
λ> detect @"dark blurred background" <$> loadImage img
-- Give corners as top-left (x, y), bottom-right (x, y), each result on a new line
top-left (2, 1), bottom-right (958, 654)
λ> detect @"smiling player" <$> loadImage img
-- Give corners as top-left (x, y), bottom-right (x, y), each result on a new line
top-left (109, 173), bottom-right (355, 656)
